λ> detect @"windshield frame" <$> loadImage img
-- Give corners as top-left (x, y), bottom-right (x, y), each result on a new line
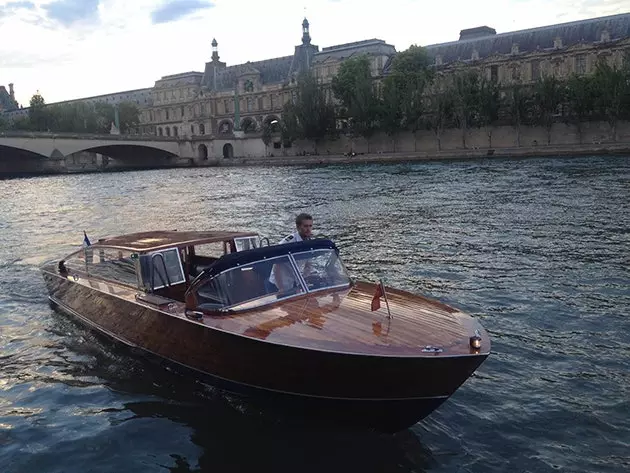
top-left (187, 244), bottom-right (351, 313)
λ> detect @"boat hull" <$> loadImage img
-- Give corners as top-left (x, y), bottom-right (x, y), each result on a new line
top-left (43, 268), bottom-right (488, 432)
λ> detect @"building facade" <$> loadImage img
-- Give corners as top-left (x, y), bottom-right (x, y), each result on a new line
top-left (422, 13), bottom-right (630, 86)
top-left (140, 19), bottom-right (396, 142)
top-left (3, 12), bottom-right (628, 146)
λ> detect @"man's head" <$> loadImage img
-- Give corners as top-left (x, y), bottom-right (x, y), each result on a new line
top-left (295, 213), bottom-right (313, 239)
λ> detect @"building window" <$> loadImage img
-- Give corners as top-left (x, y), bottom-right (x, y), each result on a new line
top-left (165, 127), bottom-right (170, 136)
top-left (511, 66), bottom-right (520, 81)
top-left (173, 127), bottom-right (178, 137)
top-left (490, 65), bottom-right (498, 82)
top-left (199, 123), bottom-right (205, 135)
top-left (191, 124), bottom-right (195, 134)
top-left (531, 60), bottom-right (540, 81)
top-left (575, 55), bottom-right (587, 75)
top-left (258, 97), bottom-right (263, 110)
top-left (247, 98), bottom-right (253, 112)
top-left (224, 99), bottom-right (230, 113)
top-left (158, 127), bottom-right (163, 136)
top-left (166, 110), bottom-right (170, 120)
top-left (180, 106), bottom-right (184, 117)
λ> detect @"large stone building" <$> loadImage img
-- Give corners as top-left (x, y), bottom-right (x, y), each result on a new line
top-left (422, 12), bottom-right (630, 86)
top-left (140, 18), bottom-right (396, 148)
top-left (3, 12), bottom-right (629, 155)
top-left (142, 13), bottom-right (630, 145)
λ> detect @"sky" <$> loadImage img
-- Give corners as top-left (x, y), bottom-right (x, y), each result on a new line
top-left (0, 0), bottom-right (627, 106)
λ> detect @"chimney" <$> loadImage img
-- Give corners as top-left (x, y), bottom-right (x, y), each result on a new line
top-left (9, 83), bottom-right (14, 99)
top-left (459, 26), bottom-right (496, 41)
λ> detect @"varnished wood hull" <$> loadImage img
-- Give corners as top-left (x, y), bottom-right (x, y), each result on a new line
top-left (42, 267), bottom-right (489, 432)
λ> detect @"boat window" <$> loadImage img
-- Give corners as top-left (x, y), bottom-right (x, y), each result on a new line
top-left (234, 236), bottom-right (259, 252)
top-left (140, 248), bottom-right (185, 290)
top-left (62, 247), bottom-right (138, 287)
top-left (89, 248), bottom-right (138, 286)
top-left (191, 249), bottom-right (351, 312)
top-left (193, 255), bottom-right (305, 311)
top-left (194, 242), bottom-right (225, 259)
top-left (292, 249), bottom-right (351, 292)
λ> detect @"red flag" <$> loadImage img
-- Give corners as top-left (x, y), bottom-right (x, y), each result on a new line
top-left (371, 282), bottom-right (383, 311)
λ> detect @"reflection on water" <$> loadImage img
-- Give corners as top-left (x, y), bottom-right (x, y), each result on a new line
top-left (1, 155), bottom-right (629, 472)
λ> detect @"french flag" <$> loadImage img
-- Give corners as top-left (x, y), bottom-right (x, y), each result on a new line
top-left (83, 231), bottom-right (91, 247)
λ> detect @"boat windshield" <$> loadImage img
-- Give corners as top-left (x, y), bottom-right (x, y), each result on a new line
top-left (191, 248), bottom-right (351, 312)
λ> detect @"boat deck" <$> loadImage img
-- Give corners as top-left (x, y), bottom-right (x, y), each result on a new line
top-left (51, 270), bottom-right (489, 358)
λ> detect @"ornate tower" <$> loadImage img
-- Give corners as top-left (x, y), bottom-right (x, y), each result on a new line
top-left (302, 18), bottom-right (311, 45)
top-left (211, 38), bottom-right (220, 62)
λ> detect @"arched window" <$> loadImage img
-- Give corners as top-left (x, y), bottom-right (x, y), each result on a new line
top-left (158, 127), bottom-right (163, 136)
top-left (165, 127), bottom-right (170, 136)
top-left (173, 126), bottom-right (178, 137)
top-left (199, 123), bottom-right (206, 135)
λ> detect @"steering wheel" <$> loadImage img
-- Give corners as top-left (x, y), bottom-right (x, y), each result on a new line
top-left (304, 274), bottom-right (326, 288)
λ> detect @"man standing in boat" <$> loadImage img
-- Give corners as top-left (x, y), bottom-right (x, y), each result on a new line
top-left (269, 213), bottom-right (314, 292)
top-left (279, 213), bottom-right (313, 244)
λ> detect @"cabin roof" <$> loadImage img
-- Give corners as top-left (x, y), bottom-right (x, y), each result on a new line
top-left (94, 230), bottom-right (258, 252)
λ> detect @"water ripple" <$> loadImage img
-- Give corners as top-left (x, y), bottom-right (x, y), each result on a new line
top-left (0, 155), bottom-right (628, 472)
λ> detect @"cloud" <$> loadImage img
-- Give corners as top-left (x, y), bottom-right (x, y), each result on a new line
top-left (41, 0), bottom-right (101, 27)
top-left (150, 0), bottom-right (214, 25)
top-left (0, 1), bottom-right (36, 18)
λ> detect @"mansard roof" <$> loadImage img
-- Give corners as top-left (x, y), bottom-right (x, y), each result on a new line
top-left (202, 55), bottom-right (294, 91)
top-left (201, 37), bottom-right (397, 91)
top-left (424, 12), bottom-right (630, 64)
top-left (313, 38), bottom-right (396, 64)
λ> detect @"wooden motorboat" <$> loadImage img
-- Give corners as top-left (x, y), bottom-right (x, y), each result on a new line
top-left (40, 230), bottom-right (490, 432)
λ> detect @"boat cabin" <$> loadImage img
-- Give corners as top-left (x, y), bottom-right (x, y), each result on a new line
top-left (58, 231), bottom-right (352, 314)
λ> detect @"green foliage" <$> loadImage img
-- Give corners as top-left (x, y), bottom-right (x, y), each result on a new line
top-left (280, 72), bottom-right (336, 147)
top-left (531, 75), bottom-right (565, 144)
top-left (6, 95), bottom-right (141, 134)
top-left (261, 122), bottom-right (273, 146)
top-left (384, 45), bottom-right (433, 133)
top-left (592, 61), bottom-right (630, 139)
top-left (332, 55), bottom-right (380, 138)
top-left (294, 72), bottom-right (336, 143)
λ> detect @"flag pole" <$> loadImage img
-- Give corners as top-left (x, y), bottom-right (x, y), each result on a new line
top-left (380, 279), bottom-right (392, 319)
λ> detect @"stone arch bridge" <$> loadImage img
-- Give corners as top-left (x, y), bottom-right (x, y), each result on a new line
top-left (0, 131), bottom-right (268, 176)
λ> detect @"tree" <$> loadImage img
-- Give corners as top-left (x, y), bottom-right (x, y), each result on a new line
top-left (452, 70), bottom-right (481, 148)
top-left (379, 81), bottom-right (404, 151)
top-left (424, 90), bottom-right (454, 151)
top-left (261, 122), bottom-right (273, 155)
top-left (477, 76), bottom-right (500, 148)
top-left (332, 55), bottom-right (380, 149)
top-left (29, 93), bottom-right (48, 131)
top-left (565, 75), bottom-right (596, 144)
top-left (507, 84), bottom-right (532, 147)
top-left (93, 102), bottom-right (140, 134)
top-left (280, 102), bottom-right (300, 150)
top-left (383, 45), bottom-right (433, 150)
top-left (531, 75), bottom-right (564, 145)
top-left (592, 60), bottom-right (630, 141)
top-left (293, 72), bottom-right (336, 153)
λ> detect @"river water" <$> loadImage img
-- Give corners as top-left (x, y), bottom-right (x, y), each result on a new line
top-left (0, 156), bottom-right (628, 473)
